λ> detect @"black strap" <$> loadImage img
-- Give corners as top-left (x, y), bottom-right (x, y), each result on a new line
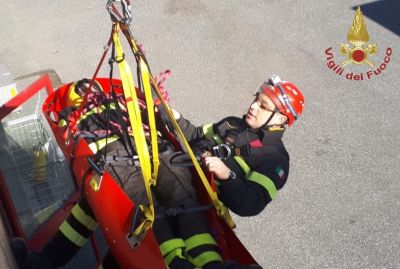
top-left (156, 104), bottom-right (175, 134)
top-left (107, 41), bottom-right (136, 159)
top-left (262, 112), bottom-right (276, 128)
top-left (104, 154), bottom-right (139, 166)
top-left (169, 152), bottom-right (202, 167)
top-left (155, 204), bottom-right (213, 218)
top-left (233, 144), bottom-right (281, 157)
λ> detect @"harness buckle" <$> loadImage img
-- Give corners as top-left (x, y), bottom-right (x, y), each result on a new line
top-left (87, 157), bottom-right (104, 176)
top-left (71, 130), bottom-right (81, 140)
top-left (164, 206), bottom-right (185, 216)
top-left (211, 144), bottom-right (232, 160)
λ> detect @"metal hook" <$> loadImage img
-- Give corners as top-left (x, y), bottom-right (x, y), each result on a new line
top-left (106, 0), bottom-right (132, 24)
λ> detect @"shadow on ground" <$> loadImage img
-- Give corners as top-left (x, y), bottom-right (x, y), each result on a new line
top-left (356, 0), bottom-right (400, 36)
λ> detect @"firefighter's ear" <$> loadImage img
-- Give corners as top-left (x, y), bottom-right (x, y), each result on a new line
top-left (276, 114), bottom-right (288, 125)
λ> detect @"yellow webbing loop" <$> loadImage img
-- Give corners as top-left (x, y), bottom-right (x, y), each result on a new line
top-left (139, 58), bottom-right (160, 181)
top-left (112, 23), bottom-right (156, 235)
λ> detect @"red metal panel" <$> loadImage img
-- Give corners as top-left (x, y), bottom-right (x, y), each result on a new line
top-left (0, 75), bottom-right (53, 121)
top-left (194, 173), bottom-right (258, 265)
top-left (0, 171), bottom-right (25, 238)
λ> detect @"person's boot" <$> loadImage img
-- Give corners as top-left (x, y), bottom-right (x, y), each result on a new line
top-left (205, 261), bottom-right (263, 269)
top-left (240, 264), bottom-right (263, 269)
top-left (204, 260), bottom-right (239, 269)
top-left (169, 257), bottom-right (196, 269)
top-left (10, 237), bottom-right (28, 268)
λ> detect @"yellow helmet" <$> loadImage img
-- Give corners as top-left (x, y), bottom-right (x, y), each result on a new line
top-left (66, 82), bottom-right (82, 107)
top-left (65, 79), bottom-right (102, 107)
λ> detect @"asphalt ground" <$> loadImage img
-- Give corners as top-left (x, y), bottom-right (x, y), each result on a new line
top-left (1, 1), bottom-right (399, 268)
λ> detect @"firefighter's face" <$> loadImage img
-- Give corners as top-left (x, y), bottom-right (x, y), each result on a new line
top-left (245, 92), bottom-right (286, 128)
top-left (75, 82), bottom-right (90, 97)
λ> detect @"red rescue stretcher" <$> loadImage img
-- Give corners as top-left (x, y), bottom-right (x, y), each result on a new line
top-left (42, 77), bottom-right (258, 268)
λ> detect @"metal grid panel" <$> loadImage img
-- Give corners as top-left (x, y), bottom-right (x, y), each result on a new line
top-left (1, 102), bottom-right (76, 236)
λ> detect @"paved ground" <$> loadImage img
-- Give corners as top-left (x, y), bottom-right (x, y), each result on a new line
top-left (1, 1), bottom-right (399, 268)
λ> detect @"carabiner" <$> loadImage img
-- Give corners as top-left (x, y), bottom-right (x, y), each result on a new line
top-left (211, 144), bottom-right (232, 160)
top-left (106, 0), bottom-right (132, 24)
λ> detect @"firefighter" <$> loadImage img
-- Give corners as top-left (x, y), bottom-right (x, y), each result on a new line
top-left (174, 75), bottom-right (304, 217)
top-left (13, 79), bottom-right (260, 269)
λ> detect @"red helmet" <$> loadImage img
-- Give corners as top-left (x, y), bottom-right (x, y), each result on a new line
top-left (259, 75), bottom-right (304, 126)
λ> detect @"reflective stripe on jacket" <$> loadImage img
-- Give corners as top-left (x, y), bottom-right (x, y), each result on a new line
top-left (177, 116), bottom-right (289, 216)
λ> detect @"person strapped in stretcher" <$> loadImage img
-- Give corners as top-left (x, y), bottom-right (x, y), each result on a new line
top-left (13, 78), bottom-right (262, 269)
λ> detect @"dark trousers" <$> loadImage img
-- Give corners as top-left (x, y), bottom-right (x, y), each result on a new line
top-left (41, 141), bottom-right (214, 268)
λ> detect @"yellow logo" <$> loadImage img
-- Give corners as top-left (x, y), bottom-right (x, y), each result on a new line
top-left (324, 6), bottom-right (392, 81)
top-left (339, 7), bottom-right (378, 67)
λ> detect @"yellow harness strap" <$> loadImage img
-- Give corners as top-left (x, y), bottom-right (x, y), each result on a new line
top-left (114, 22), bottom-right (234, 229)
top-left (112, 23), bottom-right (157, 235)
top-left (120, 25), bottom-right (160, 181)
top-left (150, 77), bottom-right (236, 229)
top-left (139, 57), bottom-right (160, 180)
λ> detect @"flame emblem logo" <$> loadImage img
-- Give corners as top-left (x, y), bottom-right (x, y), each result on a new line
top-left (339, 7), bottom-right (378, 67)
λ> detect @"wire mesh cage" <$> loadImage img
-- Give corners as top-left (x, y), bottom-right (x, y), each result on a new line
top-left (0, 90), bottom-right (76, 237)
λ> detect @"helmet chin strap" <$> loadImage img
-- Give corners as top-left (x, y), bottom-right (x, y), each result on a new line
top-left (262, 111), bottom-right (276, 128)
top-left (245, 112), bottom-right (283, 131)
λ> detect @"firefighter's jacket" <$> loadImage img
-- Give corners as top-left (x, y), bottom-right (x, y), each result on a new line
top-left (177, 116), bottom-right (290, 216)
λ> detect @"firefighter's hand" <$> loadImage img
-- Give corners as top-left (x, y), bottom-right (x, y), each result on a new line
top-left (203, 156), bottom-right (230, 180)
top-left (170, 108), bottom-right (181, 120)
top-left (155, 106), bottom-right (180, 120)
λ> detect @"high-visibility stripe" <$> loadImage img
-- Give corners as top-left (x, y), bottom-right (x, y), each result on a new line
top-left (212, 135), bottom-right (223, 145)
top-left (184, 233), bottom-right (217, 252)
top-left (188, 251), bottom-right (222, 268)
top-left (59, 221), bottom-right (88, 247)
top-left (202, 123), bottom-right (223, 144)
top-left (88, 135), bottom-right (119, 154)
top-left (58, 101), bottom-right (119, 128)
top-left (77, 103), bottom-right (118, 125)
top-left (202, 123), bottom-right (214, 139)
top-left (58, 119), bottom-right (67, 127)
top-left (77, 107), bottom-right (102, 122)
top-left (164, 248), bottom-right (184, 266)
top-left (159, 238), bottom-right (185, 257)
top-left (71, 204), bottom-right (98, 232)
top-left (234, 156), bottom-right (277, 198)
top-left (233, 156), bottom-right (251, 178)
top-left (248, 171), bottom-right (277, 199)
